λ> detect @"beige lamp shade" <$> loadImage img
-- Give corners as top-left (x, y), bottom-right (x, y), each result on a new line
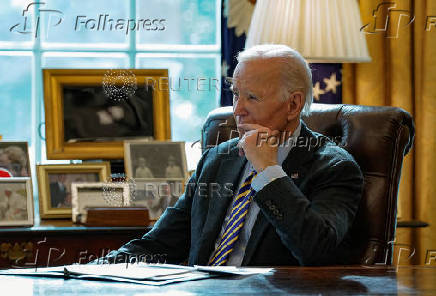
top-left (245, 0), bottom-right (371, 63)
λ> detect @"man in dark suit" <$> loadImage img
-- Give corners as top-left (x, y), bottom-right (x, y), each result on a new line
top-left (50, 174), bottom-right (68, 208)
top-left (99, 44), bottom-right (363, 266)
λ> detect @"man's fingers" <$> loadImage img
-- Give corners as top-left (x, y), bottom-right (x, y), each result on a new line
top-left (238, 126), bottom-right (282, 153)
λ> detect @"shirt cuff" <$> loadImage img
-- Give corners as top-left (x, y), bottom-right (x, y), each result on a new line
top-left (251, 165), bottom-right (287, 192)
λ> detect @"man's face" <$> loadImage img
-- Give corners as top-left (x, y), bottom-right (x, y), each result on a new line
top-left (232, 59), bottom-right (290, 137)
top-left (138, 158), bottom-right (146, 166)
top-left (57, 174), bottom-right (66, 183)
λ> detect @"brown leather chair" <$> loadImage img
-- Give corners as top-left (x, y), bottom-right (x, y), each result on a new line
top-left (201, 103), bottom-right (415, 265)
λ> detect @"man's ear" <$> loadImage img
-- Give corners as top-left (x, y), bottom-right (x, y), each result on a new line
top-left (287, 91), bottom-right (304, 121)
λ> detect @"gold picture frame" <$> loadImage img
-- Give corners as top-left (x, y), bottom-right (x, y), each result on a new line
top-left (43, 69), bottom-right (171, 160)
top-left (37, 162), bottom-right (111, 219)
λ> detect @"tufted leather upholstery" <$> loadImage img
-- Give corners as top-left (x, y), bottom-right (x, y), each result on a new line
top-left (201, 103), bottom-right (415, 265)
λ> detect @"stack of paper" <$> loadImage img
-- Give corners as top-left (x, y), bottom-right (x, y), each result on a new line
top-left (0, 263), bottom-right (273, 286)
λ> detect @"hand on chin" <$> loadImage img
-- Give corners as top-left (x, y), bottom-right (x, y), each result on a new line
top-left (236, 123), bottom-right (279, 171)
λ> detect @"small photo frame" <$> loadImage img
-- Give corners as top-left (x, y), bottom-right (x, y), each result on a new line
top-left (0, 142), bottom-right (31, 177)
top-left (124, 141), bottom-right (188, 179)
top-left (37, 162), bottom-right (111, 219)
top-left (132, 178), bottom-right (184, 220)
top-left (71, 182), bottom-right (131, 224)
top-left (0, 178), bottom-right (33, 226)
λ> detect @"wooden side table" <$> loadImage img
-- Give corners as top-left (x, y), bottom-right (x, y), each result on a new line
top-left (0, 220), bottom-right (150, 269)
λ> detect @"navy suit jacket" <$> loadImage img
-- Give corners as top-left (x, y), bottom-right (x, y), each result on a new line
top-left (106, 123), bottom-right (363, 266)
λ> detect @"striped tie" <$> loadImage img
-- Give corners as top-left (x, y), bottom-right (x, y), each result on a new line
top-left (209, 170), bottom-right (257, 266)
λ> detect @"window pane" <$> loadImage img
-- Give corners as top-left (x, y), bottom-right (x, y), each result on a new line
top-left (136, 54), bottom-right (220, 143)
top-left (0, 53), bottom-right (33, 141)
top-left (136, 0), bottom-right (218, 46)
top-left (0, 52), bottom-right (38, 217)
top-left (0, 1), bottom-right (35, 46)
top-left (41, 52), bottom-right (130, 68)
top-left (40, 0), bottom-right (130, 48)
top-left (0, 52), bottom-right (36, 187)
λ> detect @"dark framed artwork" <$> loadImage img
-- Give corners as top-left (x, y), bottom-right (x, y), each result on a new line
top-left (43, 69), bottom-right (171, 160)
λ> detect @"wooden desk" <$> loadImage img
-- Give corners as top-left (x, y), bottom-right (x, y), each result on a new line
top-left (0, 266), bottom-right (435, 295)
top-left (0, 220), bottom-right (150, 268)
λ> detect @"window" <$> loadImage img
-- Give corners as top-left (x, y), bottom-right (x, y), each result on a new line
top-left (0, 0), bottom-right (220, 220)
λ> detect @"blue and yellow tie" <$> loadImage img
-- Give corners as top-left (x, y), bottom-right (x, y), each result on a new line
top-left (209, 170), bottom-right (257, 266)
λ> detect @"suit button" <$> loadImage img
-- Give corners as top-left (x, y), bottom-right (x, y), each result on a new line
top-left (265, 200), bottom-right (272, 207)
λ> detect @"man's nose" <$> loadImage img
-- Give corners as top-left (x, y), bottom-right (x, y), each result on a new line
top-left (233, 97), bottom-right (246, 116)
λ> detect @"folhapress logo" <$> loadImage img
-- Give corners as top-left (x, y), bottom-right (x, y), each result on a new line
top-left (75, 15), bottom-right (166, 35)
top-left (9, 2), bottom-right (63, 38)
top-left (10, 2), bottom-right (166, 38)
top-left (360, 2), bottom-right (415, 38)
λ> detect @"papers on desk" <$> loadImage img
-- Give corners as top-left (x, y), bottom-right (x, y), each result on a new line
top-left (0, 263), bottom-right (273, 286)
top-left (194, 265), bottom-right (273, 275)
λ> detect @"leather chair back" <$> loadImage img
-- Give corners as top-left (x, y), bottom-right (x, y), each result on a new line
top-left (201, 103), bottom-right (415, 265)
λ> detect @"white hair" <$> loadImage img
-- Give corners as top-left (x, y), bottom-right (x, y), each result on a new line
top-left (236, 44), bottom-right (313, 116)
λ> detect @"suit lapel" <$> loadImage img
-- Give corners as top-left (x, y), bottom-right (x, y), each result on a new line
top-left (242, 122), bottom-right (318, 265)
top-left (196, 142), bottom-right (247, 265)
top-left (281, 121), bottom-right (318, 184)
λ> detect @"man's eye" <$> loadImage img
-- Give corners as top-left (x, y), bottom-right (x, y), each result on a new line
top-left (248, 94), bottom-right (258, 100)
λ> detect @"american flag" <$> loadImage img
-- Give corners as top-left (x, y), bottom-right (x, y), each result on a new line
top-left (310, 63), bottom-right (342, 104)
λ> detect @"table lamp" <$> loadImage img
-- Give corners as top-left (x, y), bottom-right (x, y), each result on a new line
top-left (245, 0), bottom-right (370, 63)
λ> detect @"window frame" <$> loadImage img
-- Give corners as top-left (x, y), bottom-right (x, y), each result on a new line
top-left (0, 0), bottom-right (221, 222)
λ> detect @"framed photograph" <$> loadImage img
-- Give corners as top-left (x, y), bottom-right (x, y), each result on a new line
top-left (71, 182), bottom-right (131, 224)
top-left (43, 69), bottom-right (171, 160)
top-left (132, 178), bottom-right (184, 220)
top-left (0, 178), bottom-right (33, 226)
top-left (37, 163), bottom-right (111, 219)
top-left (124, 141), bottom-right (188, 179)
top-left (0, 142), bottom-right (31, 177)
